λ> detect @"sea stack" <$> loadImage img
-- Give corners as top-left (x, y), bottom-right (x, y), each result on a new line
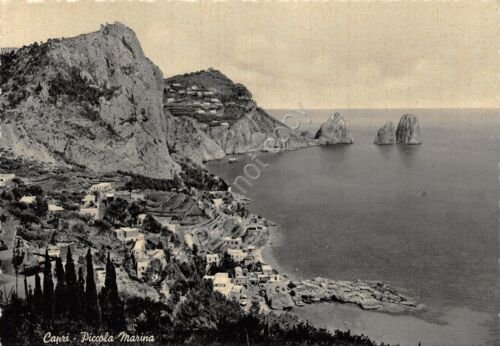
top-left (374, 121), bottom-right (396, 145)
top-left (396, 114), bottom-right (421, 145)
top-left (314, 112), bottom-right (353, 144)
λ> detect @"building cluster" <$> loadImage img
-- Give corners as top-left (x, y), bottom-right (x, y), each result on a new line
top-left (164, 83), bottom-right (223, 119)
top-left (0, 47), bottom-right (18, 56)
top-left (1, 171), bottom-right (279, 311)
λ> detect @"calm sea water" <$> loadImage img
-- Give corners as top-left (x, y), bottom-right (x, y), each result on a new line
top-left (207, 109), bottom-right (500, 345)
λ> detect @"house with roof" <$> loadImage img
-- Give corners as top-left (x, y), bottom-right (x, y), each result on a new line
top-left (261, 264), bottom-right (273, 276)
top-left (133, 236), bottom-right (146, 258)
top-left (0, 173), bottom-right (15, 187)
top-left (19, 196), bottom-right (36, 205)
top-left (89, 182), bottom-right (113, 193)
top-left (206, 253), bottom-right (220, 268)
top-left (48, 204), bottom-right (64, 214)
top-left (136, 256), bottom-right (150, 279)
top-left (95, 267), bottom-right (106, 287)
top-left (203, 272), bottom-right (235, 297)
top-left (223, 236), bottom-right (242, 249)
top-left (234, 266), bottom-right (249, 286)
top-left (147, 249), bottom-right (168, 268)
top-left (114, 227), bottom-right (141, 242)
top-left (227, 248), bottom-right (247, 263)
top-left (79, 207), bottom-right (103, 221)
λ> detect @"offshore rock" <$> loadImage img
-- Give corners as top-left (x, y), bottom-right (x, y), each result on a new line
top-left (314, 112), bottom-right (353, 144)
top-left (396, 114), bottom-right (422, 145)
top-left (374, 121), bottom-right (396, 145)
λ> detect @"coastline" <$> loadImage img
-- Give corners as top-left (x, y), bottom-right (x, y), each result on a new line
top-left (256, 213), bottom-right (495, 346)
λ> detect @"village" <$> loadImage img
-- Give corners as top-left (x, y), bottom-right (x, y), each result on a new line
top-left (0, 169), bottom-right (292, 314)
top-left (163, 68), bottom-right (256, 127)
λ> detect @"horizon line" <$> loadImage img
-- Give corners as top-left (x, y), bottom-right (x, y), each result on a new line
top-left (264, 107), bottom-right (498, 111)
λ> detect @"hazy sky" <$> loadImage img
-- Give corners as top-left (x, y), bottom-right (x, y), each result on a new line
top-left (1, 1), bottom-right (497, 109)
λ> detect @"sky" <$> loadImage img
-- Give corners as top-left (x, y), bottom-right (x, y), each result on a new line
top-left (1, 0), bottom-right (497, 109)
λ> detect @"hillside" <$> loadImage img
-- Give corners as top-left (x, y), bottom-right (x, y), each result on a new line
top-left (0, 22), bottom-right (179, 178)
top-left (164, 69), bottom-right (311, 162)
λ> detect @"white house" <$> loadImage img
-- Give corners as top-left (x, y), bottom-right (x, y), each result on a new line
top-left (204, 272), bottom-right (232, 297)
top-left (48, 204), bottom-right (64, 214)
top-left (114, 227), bottom-right (141, 242)
top-left (133, 237), bottom-right (146, 258)
top-left (136, 256), bottom-right (150, 279)
top-left (79, 207), bottom-right (102, 221)
top-left (95, 267), bottom-right (106, 287)
top-left (89, 182), bottom-right (113, 193)
top-left (19, 196), bottom-right (36, 205)
top-left (0, 173), bottom-right (15, 187)
top-left (206, 253), bottom-right (220, 267)
top-left (223, 236), bottom-right (242, 249)
top-left (213, 198), bottom-right (224, 209)
top-left (261, 264), bottom-right (273, 275)
top-left (227, 248), bottom-right (247, 263)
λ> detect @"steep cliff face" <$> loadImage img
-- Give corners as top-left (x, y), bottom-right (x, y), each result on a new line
top-left (374, 121), bottom-right (396, 145)
top-left (314, 112), bottom-right (353, 144)
top-left (163, 69), bottom-right (309, 163)
top-left (0, 22), bottom-right (178, 178)
top-left (396, 114), bottom-right (421, 145)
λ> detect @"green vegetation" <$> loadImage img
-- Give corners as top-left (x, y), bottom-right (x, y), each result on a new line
top-left (1, 250), bottom-right (383, 345)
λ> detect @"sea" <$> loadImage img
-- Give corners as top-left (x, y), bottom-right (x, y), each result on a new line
top-left (206, 109), bottom-right (500, 346)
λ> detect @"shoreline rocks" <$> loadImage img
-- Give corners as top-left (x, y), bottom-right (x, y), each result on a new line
top-left (287, 278), bottom-right (424, 314)
top-left (314, 112), bottom-right (353, 144)
top-left (396, 114), bottom-right (422, 145)
top-left (374, 121), bottom-right (396, 145)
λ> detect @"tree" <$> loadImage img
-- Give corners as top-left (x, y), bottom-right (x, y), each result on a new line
top-left (32, 195), bottom-right (48, 218)
top-left (76, 267), bottom-right (85, 319)
top-left (142, 214), bottom-right (162, 233)
top-left (23, 265), bottom-right (30, 308)
top-left (33, 272), bottom-right (43, 315)
top-left (42, 248), bottom-right (54, 322)
top-left (64, 247), bottom-right (77, 316)
top-left (84, 248), bottom-right (100, 327)
top-left (12, 239), bottom-right (24, 295)
top-left (54, 257), bottom-right (66, 316)
top-left (100, 253), bottom-right (125, 330)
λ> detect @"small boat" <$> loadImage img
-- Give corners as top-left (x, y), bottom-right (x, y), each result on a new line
top-left (228, 157), bottom-right (238, 163)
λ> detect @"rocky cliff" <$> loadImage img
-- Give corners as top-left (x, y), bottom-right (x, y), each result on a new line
top-left (0, 22), bottom-right (179, 178)
top-left (163, 69), bottom-right (310, 163)
top-left (396, 114), bottom-right (421, 145)
top-left (314, 112), bottom-right (353, 144)
top-left (374, 121), bottom-right (396, 145)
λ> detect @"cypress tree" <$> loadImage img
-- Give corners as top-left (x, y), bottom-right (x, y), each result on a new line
top-left (23, 265), bottom-right (30, 308)
top-left (64, 247), bottom-right (77, 316)
top-left (54, 257), bottom-right (66, 316)
top-left (100, 253), bottom-right (125, 330)
top-left (42, 248), bottom-right (54, 321)
top-left (76, 267), bottom-right (85, 319)
top-left (84, 248), bottom-right (100, 327)
top-left (33, 272), bottom-right (43, 316)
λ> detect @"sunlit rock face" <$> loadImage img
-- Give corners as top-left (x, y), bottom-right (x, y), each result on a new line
top-left (396, 114), bottom-right (422, 145)
top-left (314, 112), bottom-right (353, 144)
top-left (374, 121), bottom-right (396, 145)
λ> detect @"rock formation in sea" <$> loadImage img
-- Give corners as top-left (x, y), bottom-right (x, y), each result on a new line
top-left (396, 114), bottom-right (422, 145)
top-left (163, 69), bottom-right (310, 163)
top-left (314, 112), bottom-right (353, 144)
top-left (0, 22), bottom-right (179, 178)
top-left (374, 121), bottom-right (396, 145)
